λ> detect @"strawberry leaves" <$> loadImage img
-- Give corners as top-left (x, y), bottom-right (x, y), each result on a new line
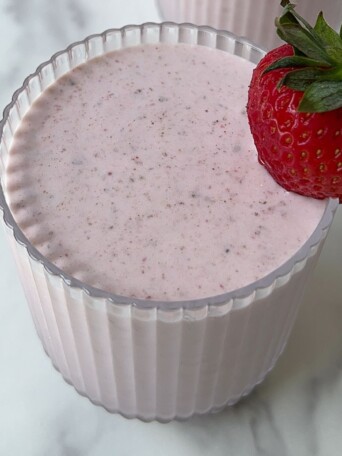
top-left (298, 81), bottom-right (342, 112)
top-left (265, 0), bottom-right (342, 113)
top-left (280, 68), bottom-right (326, 91)
top-left (276, 13), bottom-right (332, 64)
top-left (314, 12), bottom-right (342, 55)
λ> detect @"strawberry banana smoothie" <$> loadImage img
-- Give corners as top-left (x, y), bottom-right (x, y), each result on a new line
top-left (7, 43), bottom-right (325, 301)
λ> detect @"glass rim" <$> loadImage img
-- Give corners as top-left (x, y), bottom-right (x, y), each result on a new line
top-left (0, 22), bottom-right (338, 311)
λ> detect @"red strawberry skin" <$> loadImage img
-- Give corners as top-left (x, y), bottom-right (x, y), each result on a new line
top-left (247, 44), bottom-right (342, 202)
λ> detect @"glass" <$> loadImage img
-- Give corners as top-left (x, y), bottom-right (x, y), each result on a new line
top-left (157, 0), bottom-right (342, 50)
top-left (0, 22), bottom-right (338, 421)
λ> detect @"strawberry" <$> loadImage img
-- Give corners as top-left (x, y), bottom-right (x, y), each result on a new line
top-left (247, 0), bottom-right (342, 202)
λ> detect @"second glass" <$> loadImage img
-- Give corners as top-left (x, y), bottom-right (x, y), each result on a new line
top-left (157, 0), bottom-right (342, 50)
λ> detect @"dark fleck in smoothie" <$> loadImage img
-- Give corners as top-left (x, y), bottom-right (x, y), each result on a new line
top-left (7, 43), bottom-right (325, 300)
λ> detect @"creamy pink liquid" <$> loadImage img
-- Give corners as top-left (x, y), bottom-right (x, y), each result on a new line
top-left (7, 44), bottom-right (325, 300)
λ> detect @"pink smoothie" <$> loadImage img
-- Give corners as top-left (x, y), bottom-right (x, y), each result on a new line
top-left (7, 43), bottom-right (325, 301)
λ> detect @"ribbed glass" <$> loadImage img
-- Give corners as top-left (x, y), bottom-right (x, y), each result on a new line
top-left (157, 0), bottom-right (342, 50)
top-left (0, 23), bottom-right (338, 421)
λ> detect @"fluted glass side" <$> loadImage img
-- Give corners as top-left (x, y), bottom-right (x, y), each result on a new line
top-left (157, 0), bottom-right (342, 50)
top-left (3, 223), bottom-right (331, 421)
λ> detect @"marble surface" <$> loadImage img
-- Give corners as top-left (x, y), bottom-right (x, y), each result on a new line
top-left (1, 1), bottom-right (342, 454)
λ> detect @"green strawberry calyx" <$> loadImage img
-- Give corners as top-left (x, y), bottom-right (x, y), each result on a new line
top-left (263, 0), bottom-right (342, 113)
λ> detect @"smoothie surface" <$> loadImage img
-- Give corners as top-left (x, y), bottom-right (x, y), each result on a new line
top-left (7, 43), bottom-right (325, 300)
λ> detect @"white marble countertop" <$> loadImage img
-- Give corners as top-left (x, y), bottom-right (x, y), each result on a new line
top-left (1, 1), bottom-right (342, 454)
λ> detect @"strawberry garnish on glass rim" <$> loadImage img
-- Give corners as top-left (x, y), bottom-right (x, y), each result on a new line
top-left (247, 0), bottom-right (342, 202)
